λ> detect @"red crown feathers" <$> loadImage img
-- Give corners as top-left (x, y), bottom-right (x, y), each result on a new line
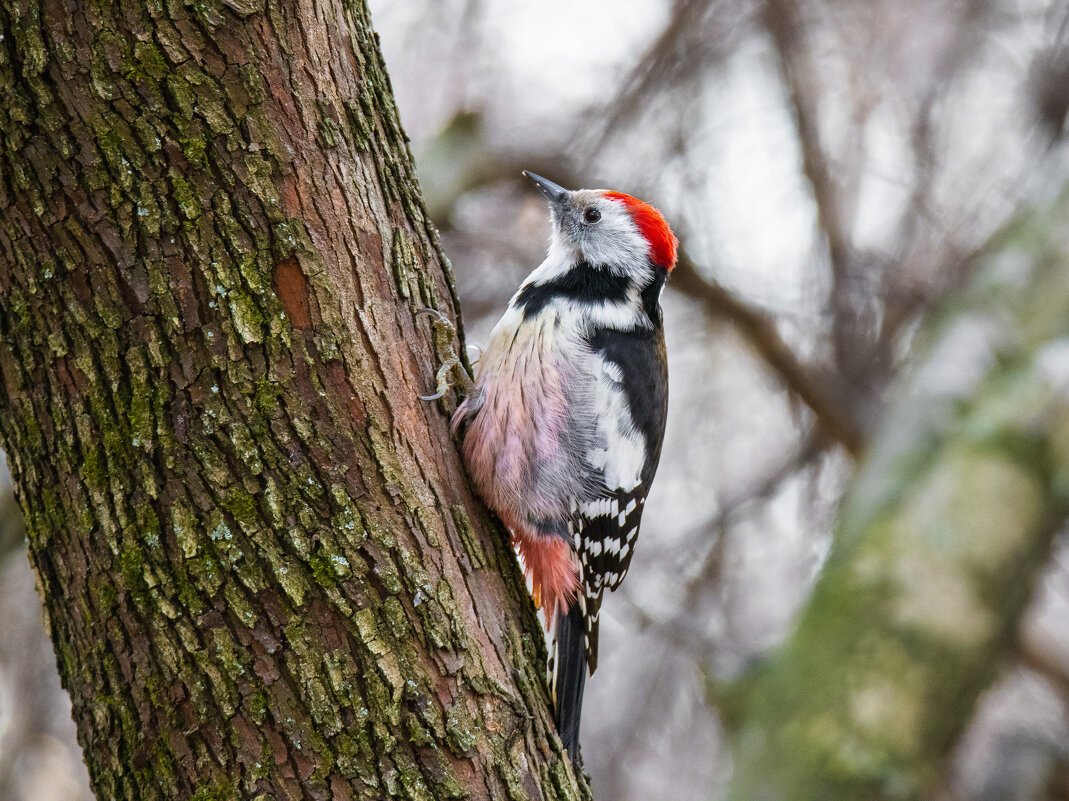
top-left (602, 191), bottom-right (678, 270)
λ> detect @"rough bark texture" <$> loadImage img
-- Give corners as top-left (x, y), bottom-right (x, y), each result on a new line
top-left (0, 1), bottom-right (589, 800)
top-left (727, 187), bottom-right (1069, 801)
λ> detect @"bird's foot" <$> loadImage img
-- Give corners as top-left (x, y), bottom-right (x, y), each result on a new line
top-left (416, 307), bottom-right (475, 401)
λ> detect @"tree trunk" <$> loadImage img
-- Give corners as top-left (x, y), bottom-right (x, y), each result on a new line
top-left (0, 1), bottom-right (588, 799)
top-left (726, 187), bottom-right (1069, 801)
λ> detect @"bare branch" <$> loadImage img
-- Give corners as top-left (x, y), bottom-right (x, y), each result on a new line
top-left (1020, 616), bottom-right (1069, 706)
top-left (762, 0), bottom-right (850, 292)
top-left (671, 254), bottom-right (865, 454)
top-left (581, 0), bottom-right (736, 154)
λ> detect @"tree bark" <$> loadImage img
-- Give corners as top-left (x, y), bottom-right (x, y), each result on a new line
top-left (726, 187), bottom-right (1069, 801)
top-left (0, 1), bottom-right (588, 799)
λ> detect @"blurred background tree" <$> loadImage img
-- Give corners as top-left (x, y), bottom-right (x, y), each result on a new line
top-left (2, 0), bottom-right (1069, 799)
top-left (381, 1), bottom-right (1069, 796)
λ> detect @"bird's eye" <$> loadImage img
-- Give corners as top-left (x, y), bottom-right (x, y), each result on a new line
top-left (583, 207), bottom-right (602, 224)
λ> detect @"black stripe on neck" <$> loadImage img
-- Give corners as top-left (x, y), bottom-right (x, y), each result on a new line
top-left (514, 261), bottom-right (630, 320)
top-left (641, 265), bottom-right (668, 327)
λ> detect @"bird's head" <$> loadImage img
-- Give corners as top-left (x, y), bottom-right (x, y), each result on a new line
top-left (523, 171), bottom-right (678, 278)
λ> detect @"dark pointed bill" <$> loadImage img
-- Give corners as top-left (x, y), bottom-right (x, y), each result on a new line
top-left (522, 171), bottom-right (569, 202)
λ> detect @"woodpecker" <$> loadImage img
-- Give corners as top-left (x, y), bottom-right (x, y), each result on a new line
top-left (452, 172), bottom-right (676, 762)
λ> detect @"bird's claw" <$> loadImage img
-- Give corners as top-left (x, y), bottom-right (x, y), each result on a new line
top-left (419, 386), bottom-right (448, 402)
top-left (417, 307), bottom-right (475, 403)
top-left (416, 306), bottom-right (451, 325)
top-left (419, 359), bottom-right (455, 401)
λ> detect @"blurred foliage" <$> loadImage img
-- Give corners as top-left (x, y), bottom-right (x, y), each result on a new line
top-left (729, 184), bottom-right (1069, 800)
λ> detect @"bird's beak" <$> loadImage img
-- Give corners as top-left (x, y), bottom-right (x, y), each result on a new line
top-left (522, 171), bottom-right (569, 203)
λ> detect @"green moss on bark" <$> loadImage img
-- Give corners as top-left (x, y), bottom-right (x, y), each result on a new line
top-left (0, 0), bottom-right (586, 799)
top-left (729, 187), bottom-right (1069, 801)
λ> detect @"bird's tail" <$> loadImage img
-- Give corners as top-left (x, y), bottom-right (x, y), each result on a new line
top-left (552, 603), bottom-right (587, 763)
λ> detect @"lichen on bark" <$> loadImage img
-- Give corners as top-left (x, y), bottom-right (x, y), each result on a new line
top-left (0, 0), bottom-right (588, 799)
top-left (727, 187), bottom-right (1069, 801)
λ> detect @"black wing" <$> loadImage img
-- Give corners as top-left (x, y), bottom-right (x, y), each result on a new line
top-left (573, 322), bottom-right (668, 672)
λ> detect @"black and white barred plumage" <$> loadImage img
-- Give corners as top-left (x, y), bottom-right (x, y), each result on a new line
top-left (453, 172), bottom-right (675, 763)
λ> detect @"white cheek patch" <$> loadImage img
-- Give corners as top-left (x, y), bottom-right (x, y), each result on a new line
top-left (578, 299), bottom-right (647, 331)
top-left (578, 205), bottom-right (651, 276)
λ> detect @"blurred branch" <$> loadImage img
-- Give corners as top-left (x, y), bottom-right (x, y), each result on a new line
top-left (879, 0), bottom-right (992, 352)
top-left (606, 433), bottom-right (826, 790)
top-left (692, 428), bottom-right (826, 553)
top-left (672, 255), bottom-right (864, 455)
top-left (761, 0), bottom-right (891, 424)
top-left (762, 0), bottom-right (850, 295)
top-left (1019, 626), bottom-right (1069, 707)
top-left (590, 649), bottom-right (688, 801)
top-left (1028, 3), bottom-right (1069, 143)
top-left (582, 0), bottom-right (729, 154)
top-left (623, 432), bottom-right (826, 661)
top-left (726, 186), bottom-right (1069, 801)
